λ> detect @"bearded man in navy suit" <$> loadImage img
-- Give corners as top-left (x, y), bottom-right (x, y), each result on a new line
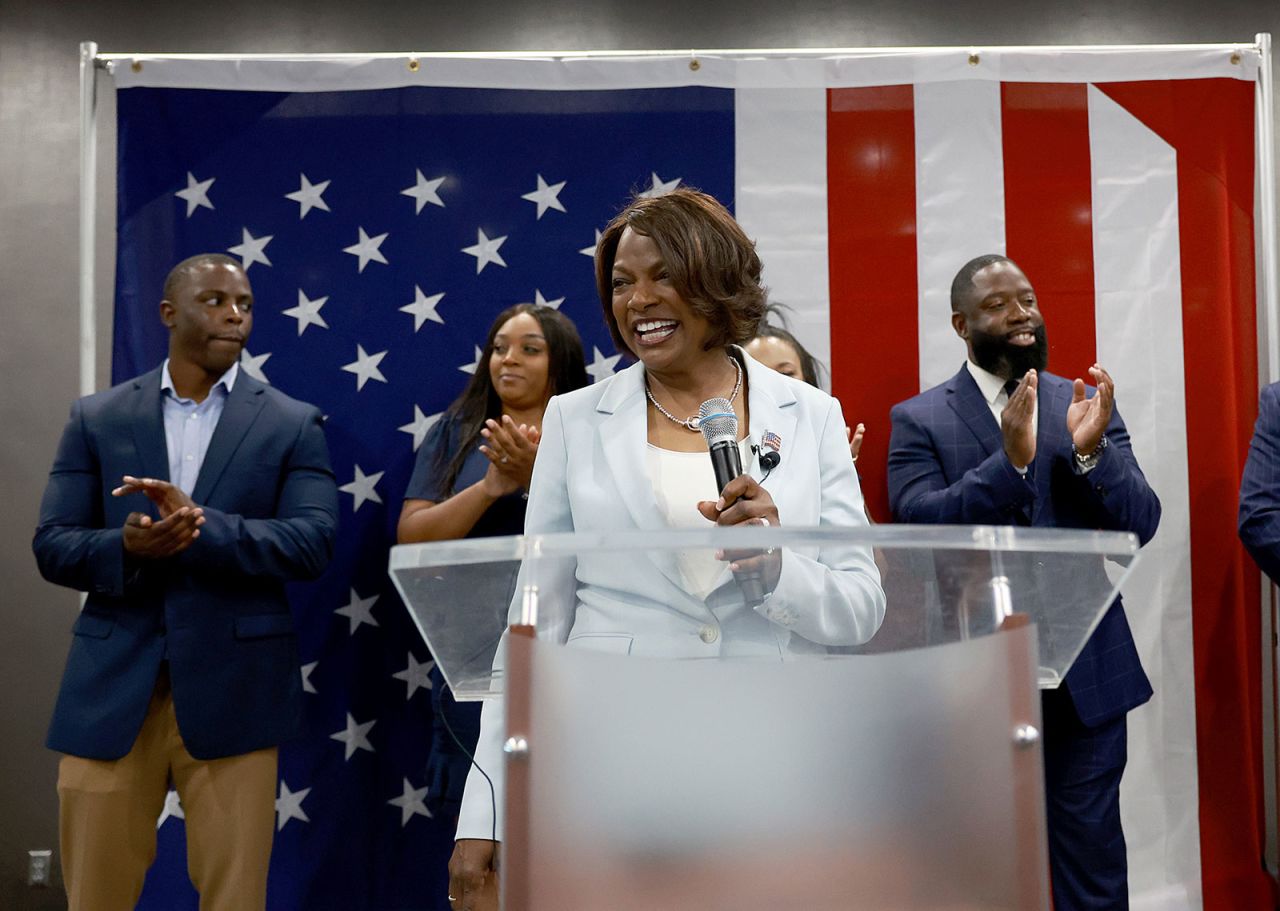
top-left (34, 253), bottom-right (338, 911)
top-left (888, 254), bottom-right (1161, 910)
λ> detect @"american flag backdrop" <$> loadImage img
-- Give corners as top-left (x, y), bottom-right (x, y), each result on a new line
top-left (114, 83), bottom-right (733, 910)
top-left (104, 49), bottom-right (1270, 910)
top-left (826, 77), bottom-right (1267, 911)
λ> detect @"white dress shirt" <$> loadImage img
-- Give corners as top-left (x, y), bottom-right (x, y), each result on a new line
top-left (964, 359), bottom-right (1038, 434)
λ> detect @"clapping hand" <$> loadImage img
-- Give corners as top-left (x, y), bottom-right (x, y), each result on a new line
top-left (112, 476), bottom-right (203, 558)
top-left (479, 416), bottom-right (540, 497)
top-left (1067, 364), bottom-right (1114, 455)
top-left (846, 422), bottom-right (865, 463)
top-left (1002, 370), bottom-right (1038, 469)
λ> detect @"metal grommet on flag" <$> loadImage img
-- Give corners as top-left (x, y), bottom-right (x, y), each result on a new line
top-left (130, 59), bottom-right (142, 73)
top-left (967, 51), bottom-right (980, 67)
top-left (1230, 51), bottom-right (1242, 65)
top-left (689, 51), bottom-right (701, 72)
top-left (407, 57), bottom-right (420, 73)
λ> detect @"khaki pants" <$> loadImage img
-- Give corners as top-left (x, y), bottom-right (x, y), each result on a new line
top-left (57, 670), bottom-right (277, 911)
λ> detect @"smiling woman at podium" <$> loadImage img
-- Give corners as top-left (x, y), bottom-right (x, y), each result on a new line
top-left (446, 188), bottom-right (884, 911)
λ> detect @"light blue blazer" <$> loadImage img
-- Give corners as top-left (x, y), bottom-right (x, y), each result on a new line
top-left (457, 348), bottom-right (884, 840)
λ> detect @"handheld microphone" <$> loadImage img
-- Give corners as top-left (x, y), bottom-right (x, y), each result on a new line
top-left (698, 398), bottom-right (765, 606)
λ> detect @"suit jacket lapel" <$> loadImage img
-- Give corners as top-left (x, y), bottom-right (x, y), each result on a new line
top-left (598, 362), bottom-right (666, 532)
top-left (743, 350), bottom-right (798, 485)
top-left (192, 375), bottom-right (266, 504)
top-left (129, 367), bottom-right (170, 484)
top-left (946, 366), bottom-right (1004, 458)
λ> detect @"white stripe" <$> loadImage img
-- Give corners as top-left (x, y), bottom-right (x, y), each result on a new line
top-left (1089, 83), bottom-right (1202, 911)
top-left (734, 89), bottom-right (832, 386)
top-left (107, 48), bottom-right (1260, 92)
top-left (913, 81), bottom-right (1006, 390)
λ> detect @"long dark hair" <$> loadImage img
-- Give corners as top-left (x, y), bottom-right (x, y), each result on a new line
top-left (753, 304), bottom-right (823, 387)
top-left (435, 304), bottom-right (588, 497)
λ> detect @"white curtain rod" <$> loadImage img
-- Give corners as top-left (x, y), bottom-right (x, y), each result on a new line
top-left (94, 42), bottom-right (1262, 63)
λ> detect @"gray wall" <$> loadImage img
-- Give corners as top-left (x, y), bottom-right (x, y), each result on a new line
top-left (2, 0), bottom-right (1276, 905)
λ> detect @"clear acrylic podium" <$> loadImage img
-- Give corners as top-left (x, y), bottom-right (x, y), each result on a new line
top-left (389, 525), bottom-right (1142, 911)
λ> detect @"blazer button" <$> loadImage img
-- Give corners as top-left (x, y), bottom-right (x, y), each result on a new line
top-left (699, 625), bottom-right (719, 644)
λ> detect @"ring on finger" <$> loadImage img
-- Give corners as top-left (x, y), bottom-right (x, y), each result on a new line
top-left (500, 456), bottom-right (510, 464)
top-left (760, 516), bottom-right (775, 554)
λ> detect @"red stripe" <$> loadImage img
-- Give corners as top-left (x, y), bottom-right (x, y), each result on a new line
top-left (827, 85), bottom-right (918, 522)
top-left (1097, 78), bottom-right (1272, 909)
top-left (1001, 83), bottom-right (1097, 378)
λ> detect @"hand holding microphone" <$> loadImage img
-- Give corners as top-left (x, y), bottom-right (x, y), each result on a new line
top-left (695, 398), bottom-right (782, 604)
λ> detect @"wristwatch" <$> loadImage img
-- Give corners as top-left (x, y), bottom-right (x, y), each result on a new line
top-left (1072, 434), bottom-right (1108, 472)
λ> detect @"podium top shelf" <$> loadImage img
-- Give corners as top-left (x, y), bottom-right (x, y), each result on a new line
top-left (389, 525), bottom-right (1139, 570)
top-left (388, 525), bottom-right (1142, 699)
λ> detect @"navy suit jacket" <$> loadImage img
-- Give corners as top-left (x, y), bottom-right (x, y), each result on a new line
top-left (1239, 382), bottom-right (1280, 583)
top-left (888, 366), bottom-right (1160, 726)
top-left (34, 366), bottom-right (339, 760)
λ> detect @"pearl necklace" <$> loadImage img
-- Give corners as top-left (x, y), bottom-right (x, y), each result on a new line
top-left (644, 356), bottom-right (742, 431)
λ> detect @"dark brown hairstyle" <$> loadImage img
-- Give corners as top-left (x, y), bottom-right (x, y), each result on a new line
top-left (753, 315), bottom-right (823, 388)
top-left (594, 188), bottom-right (767, 356)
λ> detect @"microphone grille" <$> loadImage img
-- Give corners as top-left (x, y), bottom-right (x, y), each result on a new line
top-left (698, 397), bottom-right (738, 447)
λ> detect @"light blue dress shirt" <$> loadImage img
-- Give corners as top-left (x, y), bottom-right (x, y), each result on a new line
top-left (160, 359), bottom-right (239, 495)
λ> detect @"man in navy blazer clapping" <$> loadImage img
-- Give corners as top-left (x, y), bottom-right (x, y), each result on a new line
top-left (888, 254), bottom-right (1161, 910)
top-left (33, 253), bottom-right (338, 911)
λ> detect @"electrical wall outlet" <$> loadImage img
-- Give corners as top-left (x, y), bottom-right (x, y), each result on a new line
top-left (28, 849), bottom-right (52, 887)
